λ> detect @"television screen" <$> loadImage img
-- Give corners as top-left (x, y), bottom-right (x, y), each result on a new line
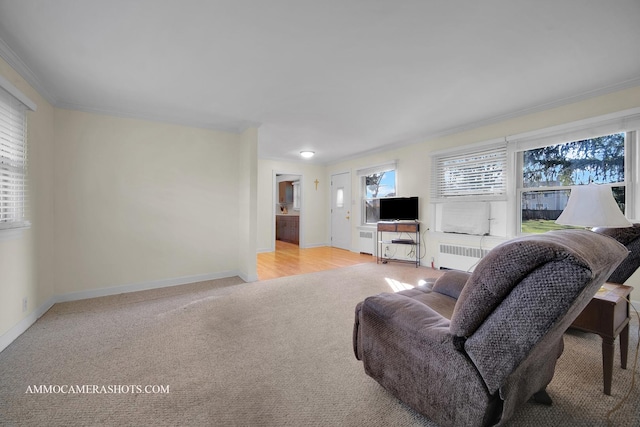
top-left (379, 197), bottom-right (419, 221)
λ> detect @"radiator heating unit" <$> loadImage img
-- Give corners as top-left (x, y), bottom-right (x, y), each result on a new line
top-left (438, 244), bottom-right (490, 272)
top-left (358, 230), bottom-right (376, 256)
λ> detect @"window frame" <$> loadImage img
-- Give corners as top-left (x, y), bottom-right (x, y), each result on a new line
top-left (292, 181), bottom-right (301, 211)
top-left (357, 161), bottom-right (397, 225)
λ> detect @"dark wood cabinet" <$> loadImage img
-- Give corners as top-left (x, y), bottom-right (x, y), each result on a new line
top-left (276, 215), bottom-right (299, 244)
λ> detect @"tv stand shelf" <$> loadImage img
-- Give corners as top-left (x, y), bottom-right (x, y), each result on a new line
top-left (377, 222), bottom-right (420, 267)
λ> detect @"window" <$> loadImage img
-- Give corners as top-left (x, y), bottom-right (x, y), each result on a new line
top-left (431, 142), bottom-right (507, 202)
top-left (335, 186), bottom-right (344, 208)
top-left (292, 181), bottom-right (301, 210)
top-left (517, 132), bottom-right (628, 234)
top-left (358, 162), bottom-right (396, 224)
top-left (0, 80), bottom-right (33, 231)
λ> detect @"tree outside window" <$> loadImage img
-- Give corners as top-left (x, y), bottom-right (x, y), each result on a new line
top-left (364, 170), bottom-right (396, 223)
top-left (520, 132), bottom-right (625, 233)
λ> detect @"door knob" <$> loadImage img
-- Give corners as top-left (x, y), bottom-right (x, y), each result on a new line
top-left (346, 216), bottom-right (350, 220)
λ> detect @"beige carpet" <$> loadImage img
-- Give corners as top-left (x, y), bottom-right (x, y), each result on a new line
top-left (0, 263), bottom-right (638, 426)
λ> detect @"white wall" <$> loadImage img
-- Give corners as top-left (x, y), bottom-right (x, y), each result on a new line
top-left (52, 109), bottom-right (248, 295)
top-left (0, 57), bottom-right (55, 340)
top-left (257, 158), bottom-right (327, 252)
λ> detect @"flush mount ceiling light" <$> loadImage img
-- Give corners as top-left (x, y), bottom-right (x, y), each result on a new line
top-left (300, 151), bottom-right (315, 158)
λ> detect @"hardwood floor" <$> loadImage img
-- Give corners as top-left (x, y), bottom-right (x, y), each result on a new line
top-left (257, 241), bottom-right (375, 280)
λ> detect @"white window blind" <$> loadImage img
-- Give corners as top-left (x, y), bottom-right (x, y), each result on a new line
top-left (0, 84), bottom-right (30, 230)
top-left (431, 143), bottom-right (507, 202)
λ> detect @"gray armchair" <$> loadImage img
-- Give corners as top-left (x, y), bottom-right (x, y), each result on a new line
top-left (353, 230), bottom-right (628, 427)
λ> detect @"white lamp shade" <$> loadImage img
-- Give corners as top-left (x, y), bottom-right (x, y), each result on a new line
top-left (555, 183), bottom-right (632, 228)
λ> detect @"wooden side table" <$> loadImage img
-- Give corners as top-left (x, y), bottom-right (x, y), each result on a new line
top-left (570, 283), bottom-right (633, 395)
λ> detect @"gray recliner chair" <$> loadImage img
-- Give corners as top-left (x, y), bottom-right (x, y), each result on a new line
top-left (353, 230), bottom-right (628, 427)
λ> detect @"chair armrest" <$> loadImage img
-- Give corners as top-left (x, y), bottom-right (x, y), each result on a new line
top-left (361, 293), bottom-right (451, 342)
top-left (431, 270), bottom-right (471, 300)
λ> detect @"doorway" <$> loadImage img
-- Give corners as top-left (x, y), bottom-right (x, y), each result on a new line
top-left (275, 173), bottom-right (302, 247)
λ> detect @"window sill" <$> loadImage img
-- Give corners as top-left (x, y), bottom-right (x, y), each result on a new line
top-left (358, 224), bottom-right (377, 230)
top-left (0, 225), bottom-right (30, 241)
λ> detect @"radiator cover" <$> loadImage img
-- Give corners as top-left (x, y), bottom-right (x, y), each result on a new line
top-left (438, 243), bottom-right (490, 271)
top-left (358, 230), bottom-right (375, 255)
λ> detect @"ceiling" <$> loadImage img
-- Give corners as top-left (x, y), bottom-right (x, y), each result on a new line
top-left (0, 1), bottom-right (639, 165)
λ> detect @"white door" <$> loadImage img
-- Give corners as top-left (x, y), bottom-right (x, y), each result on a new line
top-left (331, 172), bottom-right (351, 250)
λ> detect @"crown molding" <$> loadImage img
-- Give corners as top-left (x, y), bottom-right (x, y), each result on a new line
top-left (55, 100), bottom-right (261, 134)
top-left (0, 37), bottom-right (57, 105)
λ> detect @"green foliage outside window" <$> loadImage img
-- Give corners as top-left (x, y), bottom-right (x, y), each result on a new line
top-left (523, 133), bottom-right (624, 187)
top-left (364, 170), bottom-right (396, 223)
top-left (521, 133), bottom-right (625, 233)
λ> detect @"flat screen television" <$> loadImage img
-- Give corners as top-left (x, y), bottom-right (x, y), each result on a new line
top-left (379, 196), bottom-right (419, 221)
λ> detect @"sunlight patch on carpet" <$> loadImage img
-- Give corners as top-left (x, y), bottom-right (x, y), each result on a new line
top-left (385, 277), bottom-right (414, 292)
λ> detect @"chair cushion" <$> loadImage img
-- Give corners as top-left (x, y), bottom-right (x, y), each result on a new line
top-left (397, 285), bottom-right (458, 319)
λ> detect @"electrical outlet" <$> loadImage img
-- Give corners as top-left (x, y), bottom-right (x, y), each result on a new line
top-left (22, 297), bottom-right (27, 313)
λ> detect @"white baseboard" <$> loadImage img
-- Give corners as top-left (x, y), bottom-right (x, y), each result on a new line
top-left (55, 270), bottom-right (242, 303)
top-left (0, 296), bottom-right (56, 353)
top-left (258, 243), bottom-right (328, 251)
top-left (0, 270), bottom-right (242, 353)
top-left (302, 242), bottom-right (329, 249)
top-left (239, 272), bottom-right (258, 282)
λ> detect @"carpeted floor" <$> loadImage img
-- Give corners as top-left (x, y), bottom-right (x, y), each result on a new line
top-left (0, 263), bottom-right (638, 426)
